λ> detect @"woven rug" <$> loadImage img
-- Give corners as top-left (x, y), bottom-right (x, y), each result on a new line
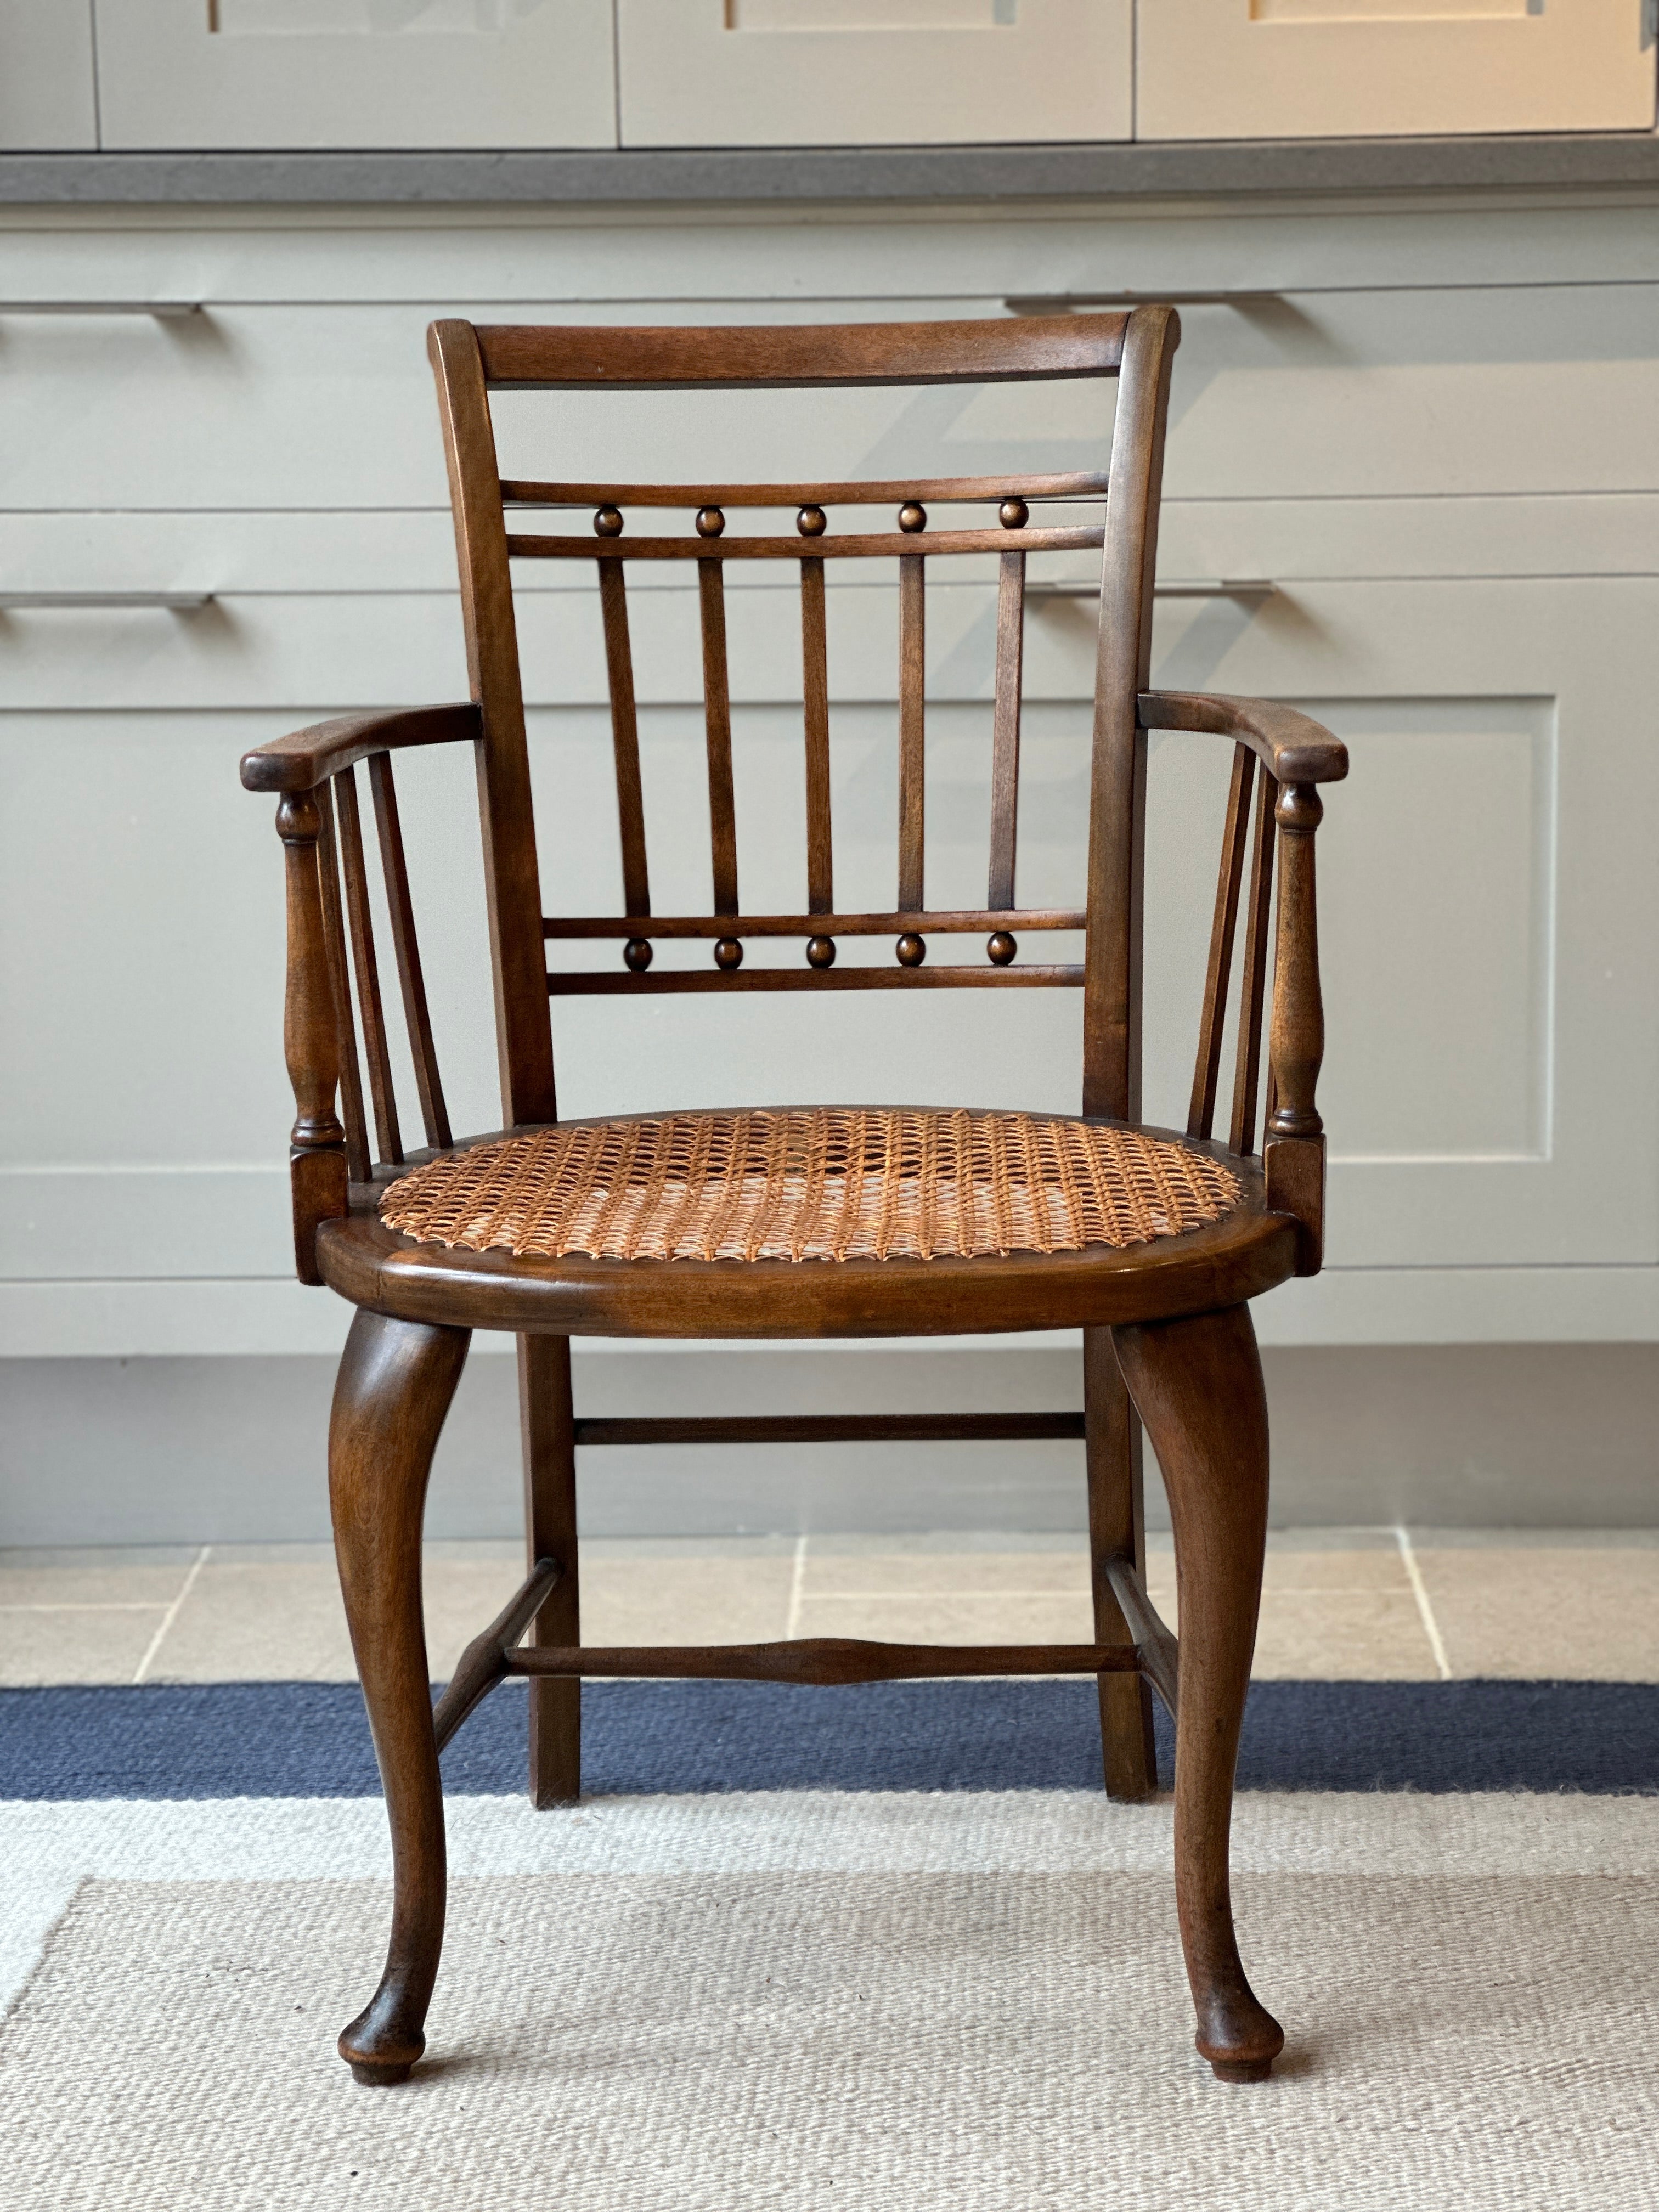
top-left (4, 1683), bottom-right (1658, 2209)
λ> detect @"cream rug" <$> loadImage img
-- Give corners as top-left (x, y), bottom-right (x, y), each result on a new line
top-left (5, 1865), bottom-right (1657, 2211)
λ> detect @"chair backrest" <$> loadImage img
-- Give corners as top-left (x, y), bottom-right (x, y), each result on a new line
top-left (423, 308), bottom-right (1185, 1140)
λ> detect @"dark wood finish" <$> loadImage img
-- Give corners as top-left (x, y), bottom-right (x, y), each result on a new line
top-left (698, 556), bottom-right (740, 918)
top-left (244, 308), bottom-right (1349, 2086)
top-left (1188, 744), bottom-right (1255, 1143)
top-left (429, 320), bottom-right (557, 1128)
top-left (897, 549), bottom-right (926, 909)
top-left (800, 551), bottom-right (833, 913)
top-left (1114, 1305), bottom-right (1285, 2084)
top-left (519, 1335), bottom-right (581, 1807)
top-left (329, 1308), bottom-right (470, 2086)
top-left (1138, 690), bottom-right (1349, 786)
top-left (241, 701), bottom-right (481, 794)
top-left (544, 907), bottom-right (1082, 940)
top-left (274, 790), bottom-right (348, 1284)
top-left (1082, 306), bottom-right (1178, 1123)
top-left (1265, 782), bottom-right (1328, 1271)
top-left (318, 1148), bottom-right (1296, 1342)
top-left (334, 767), bottom-right (403, 1169)
top-left (507, 523), bottom-right (1101, 562)
top-left (313, 780), bottom-right (370, 1188)
top-left (598, 563), bottom-right (652, 918)
top-left (1106, 1558), bottom-right (1180, 1719)
top-left (988, 548), bottom-right (1026, 910)
top-left (476, 314), bottom-right (1129, 391)
top-left (431, 1555), bottom-right (561, 1754)
top-left (1229, 769), bottom-right (1277, 1160)
top-left (546, 964), bottom-right (1081, 995)
top-left (502, 471), bottom-right (1111, 507)
top-left (368, 752), bottom-right (452, 1154)
top-left (1084, 1328), bottom-right (1158, 1800)
top-left (506, 1637), bottom-right (1144, 1685)
top-left (572, 1411), bottom-right (1085, 1447)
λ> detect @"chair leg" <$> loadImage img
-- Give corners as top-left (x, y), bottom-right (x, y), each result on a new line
top-left (1084, 1327), bottom-right (1159, 1799)
top-left (519, 1334), bottom-right (581, 1808)
top-left (329, 1307), bottom-right (470, 2086)
top-left (1113, 1303), bottom-right (1284, 2084)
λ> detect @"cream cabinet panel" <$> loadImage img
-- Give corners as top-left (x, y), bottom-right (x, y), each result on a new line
top-left (0, 1), bottom-right (97, 149)
top-left (616, 0), bottom-right (1131, 146)
top-left (92, 0), bottom-right (617, 151)
top-left (1138, 0), bottom-right (1656, 140)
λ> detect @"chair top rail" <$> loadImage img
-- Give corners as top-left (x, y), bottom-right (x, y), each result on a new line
top-left (501, 472), bottom-right (1110, 509)
top-left (506, 524), bottom-right (1103, 563)
top-left (473, 314), bottom-right (1130, 391)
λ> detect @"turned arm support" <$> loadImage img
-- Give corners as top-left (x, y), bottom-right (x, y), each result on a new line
top-left (1140, 691), bottom-right (1346, 1277)
top-left (239, 701), bottom-right (482, 795)
top-left (251, 706), bottom-right (479, 1282)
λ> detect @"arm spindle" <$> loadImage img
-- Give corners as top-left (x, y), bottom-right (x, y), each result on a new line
top-left (275, 790), bottom-right (349, 1284)
top-left (1265, 781), bottom-right (1327, 1273)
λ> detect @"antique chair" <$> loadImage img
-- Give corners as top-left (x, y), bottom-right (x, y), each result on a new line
top-left (239, 308), bottom-right (1346, 2090)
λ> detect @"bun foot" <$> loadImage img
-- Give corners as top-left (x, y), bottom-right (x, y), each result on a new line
top-left (348, 2058), bottom-right (415, 2088)
top-left (1196, 2002), bottom-right (1284, 2085)
top-left (338, 1991), bottom-right (426, 2085)
top-left (1209, 2054), bottom-right (1276, 2084)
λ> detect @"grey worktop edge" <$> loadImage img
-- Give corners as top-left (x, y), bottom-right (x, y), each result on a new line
top-left (2, 134), bottom-right (1658, 207)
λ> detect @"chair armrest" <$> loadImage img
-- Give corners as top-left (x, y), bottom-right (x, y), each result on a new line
top-left (1138, 691), bottom-right (1348, 786)
top-left (240, 703), bottom-right (482, 794)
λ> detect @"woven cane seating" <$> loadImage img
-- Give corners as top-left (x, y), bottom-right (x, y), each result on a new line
top-left (239, 309), bottom-right (1348, 2092)
top-left (380, 1110), bottom-right (1243, 1266)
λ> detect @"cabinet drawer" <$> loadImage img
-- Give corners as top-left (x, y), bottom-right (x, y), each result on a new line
top-left (1139, 0), bottom-right (1655, 141)
top-left (1, 284), bottom-right (1653, 515)
top-left (93, 0), bottom-right (617, 152)
top-left (0, 0), bottom-right (95, 150)
top-left (616, 0), bottom-right (1131, 147)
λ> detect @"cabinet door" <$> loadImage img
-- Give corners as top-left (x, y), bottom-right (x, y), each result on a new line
top-left (0, 1), bottom-right (97, 149)
top-left (1138, 0), bottom-right (1656, 140)
top-left (616, 0), bottom-right (1132, 146)
top-left (93, 0), bottom-right (617, 151)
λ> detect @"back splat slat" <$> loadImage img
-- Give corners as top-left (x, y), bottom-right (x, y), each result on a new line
top-left (898, 544), bottom-right (926, 912)
top-left (698, 546), bottom-right (739, 917)
top-left (598, 562), bottom-right (651, 917)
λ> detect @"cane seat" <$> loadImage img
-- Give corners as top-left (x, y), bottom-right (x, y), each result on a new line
top-left (379, 1107), bottom-right (1243, 1267)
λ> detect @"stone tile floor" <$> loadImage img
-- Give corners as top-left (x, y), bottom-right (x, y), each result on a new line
top-left (2, 1528), bottom-right (1656, 1687)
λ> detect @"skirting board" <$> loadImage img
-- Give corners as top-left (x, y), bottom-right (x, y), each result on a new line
top-left (2, 1342), bottom-right (1657, 1547)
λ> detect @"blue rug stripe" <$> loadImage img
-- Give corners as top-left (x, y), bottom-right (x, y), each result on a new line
top-left (2, 1679), bottom-right (1656, 1799)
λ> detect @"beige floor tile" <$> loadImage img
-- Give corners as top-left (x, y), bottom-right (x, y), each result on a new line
top-left (1412, 1544), bottom-right (1659, 1679)
top-left (146, 1560), bottom-right (357, 1682)
top-left (582, 1554), bottom-right (797, 1647)
top-left (0, 1549), bottom-right (202, 1608)
top-left (0, 1606), bottom-right (167, 1686)
top-left (801, 1550), bottom-right (1092, 1599)
top-left (1250, 1590), bottom-right (1438, 1680)
top-left (1261, 1545), bottom-right (1410, 1594)
top-left (793, 1591), bottom-right (1097, 1646)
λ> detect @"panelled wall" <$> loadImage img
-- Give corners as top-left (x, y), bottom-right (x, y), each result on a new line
top-left (1, 189), bottom-right (1657, 1534)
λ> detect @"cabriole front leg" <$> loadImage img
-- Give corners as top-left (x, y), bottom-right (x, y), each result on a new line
top-left (329, 1308), bottom-right (471, 2085)
top-left (1113, 1303), bottom-right (1284, 2084)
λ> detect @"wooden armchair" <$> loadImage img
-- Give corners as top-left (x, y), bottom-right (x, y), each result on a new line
top-left (239, 308), bottom-right (1346, 2091)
